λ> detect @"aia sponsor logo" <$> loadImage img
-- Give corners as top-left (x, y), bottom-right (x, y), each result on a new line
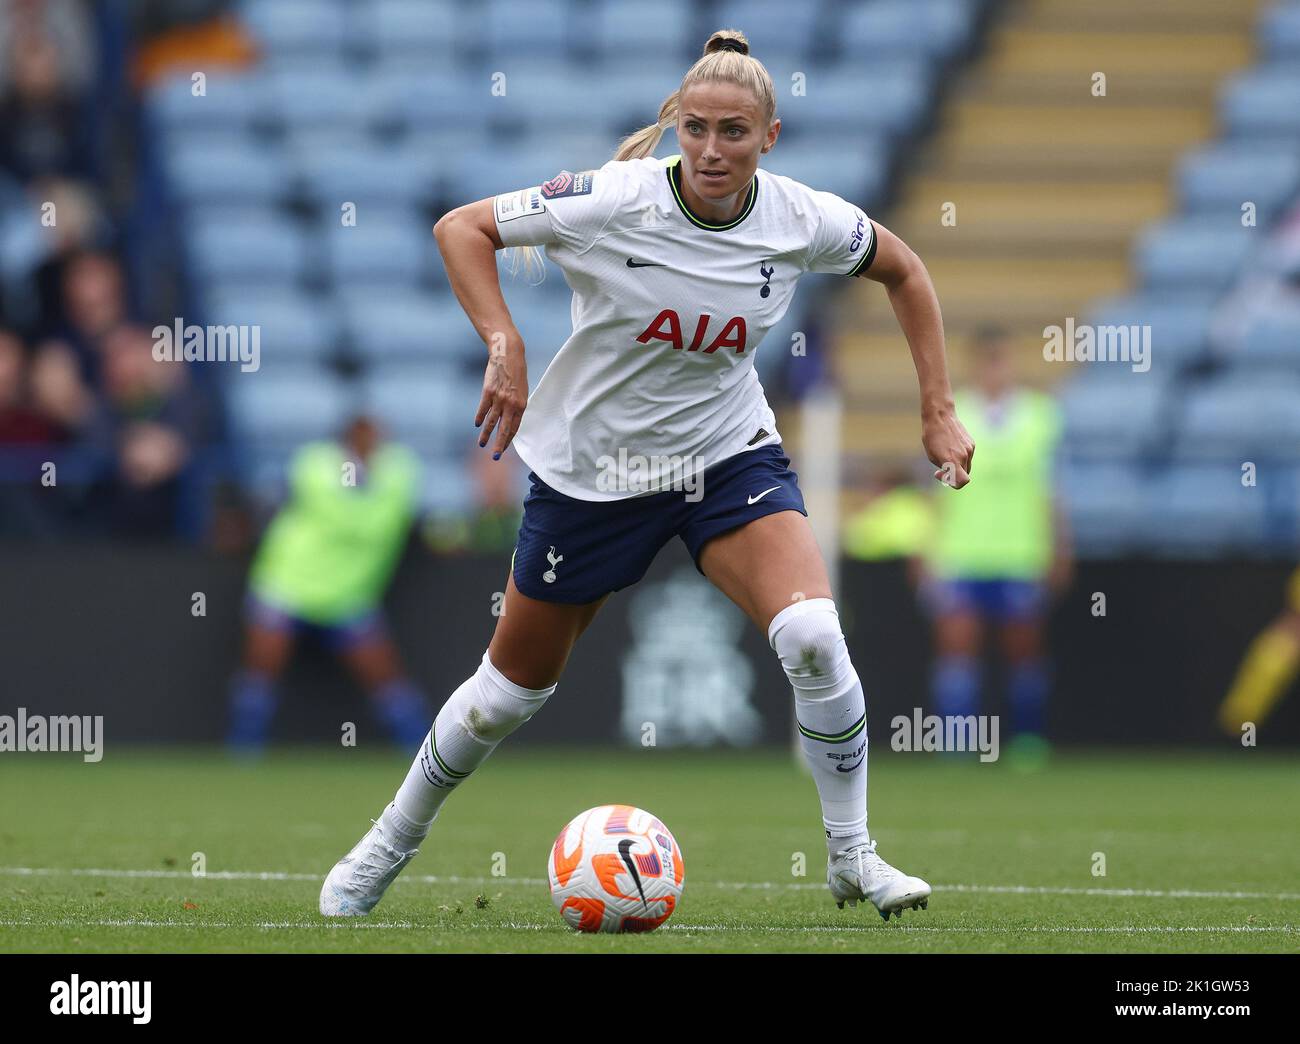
top-left (634, 309), bottom-right (748, 354)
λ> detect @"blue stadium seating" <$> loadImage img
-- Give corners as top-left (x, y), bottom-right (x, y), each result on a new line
top-left (1178, 141), bottom-right (1300, 220)
top-left (1133, 216), bottom-right (1257, 292)
top-left (1219, 65), bottom-right (1300, 137)
top-left (240, 0), bottom-right (352, 58)
top-left (186, 213), bottom-right (313, 287)
top-left (1173, 375), bottom-right (1300, 461)
top-left (166, 138), bottom-right (291, 205)
top-left (1060, 372), bottom-right (1173, 461)
top-left (202, 287), bottom-right (341, 364)
top-left (341, 289), bottom-right (479, 361)
top-left (1057, 461), bottom-right (1151, 555)
top-left (1085, 292), bottom-right (1215, 372)
top-left (1233, 302), bottom-right (1300, 371)
top-left (839, 0), bottom-right (977, 60)
top-left (1261, 3), bottom-right (1300, 58)
top-left (1144, 464), bottom-right (1271, 556)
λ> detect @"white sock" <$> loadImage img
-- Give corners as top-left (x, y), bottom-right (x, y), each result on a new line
top-left (768, 598), bottom-right (870, 858)
top-left (382, 649), bottom-right (556, 851)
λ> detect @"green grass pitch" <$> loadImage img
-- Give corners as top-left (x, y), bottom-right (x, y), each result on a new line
top-left (1, 747), bottom-right (1296, 953)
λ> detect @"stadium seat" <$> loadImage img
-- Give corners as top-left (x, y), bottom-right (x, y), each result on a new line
top-left (1178, 142), bottom-right (1300, 220)
top-left (715, 0), bottom-right (824, 65)
top-left (1143, 464), bottom-right (1270, 556)
top-left (202, 288), bottom-right (342, 364)
top-left (341, 290), bottom-right (479, 361)
top-left (1085, 292), bottom-right (1215, 372)
top-left (266, 64), bottom-right (380, 132)
top-left (376, 66), bottom-right (498, 132)
top-left (1219, 66), bottom-right (1300, 137)
top-left (186, 214), bottom-right (314, 287)
top-left (146, 72), bottom-right (269, 134)
top-left (1133, 216), bottom-right (1256, 292)
top-left (1059, 372), bottom-right (1173, 460)
top-left (296, 144), bottom-right (435, 211)
top-left (240, 0), bottom-right (353, 57)
top-left (764, 140), bottom-right (889, 210)
top-left (323, 213), bottom-right (432, 290)
top-left (1260, 3), bottom-right (1300, 59)
top-left (420, 456), bottom-right (475, 513)
top-left (1233, 302), bottom-right (1300, 371)
top-left (838, 0), bottom-right (977, 61)
top-left (480, 0), bottom-right (577, 60)
top-left (165, 139), bottom-right (292, 205)
top-left (588, 0), bottom-right (696, 63)
top-left (357, 0), bottom-right (459, 62)
top-left (1173, 375), bottom-right (1300, 461)
top-left (1057, 460), bottom-right (1151, 555)
top-left (779, 62), bottom-right (932, 139)
top-left (360, 363), bottom-right (467, 440)
top-left (225, 365), bottom-right (354, 442)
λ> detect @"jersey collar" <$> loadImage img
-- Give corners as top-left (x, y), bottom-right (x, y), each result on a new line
top-left (666, 156), bottom-right (758, 232)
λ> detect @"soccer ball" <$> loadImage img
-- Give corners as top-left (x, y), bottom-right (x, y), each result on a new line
top-left (547, 804), bottom-right (685, 933)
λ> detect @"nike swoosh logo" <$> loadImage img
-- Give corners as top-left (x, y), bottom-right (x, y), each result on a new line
top-left (747, 486), bottom-right (781, 505)
top-left (618, 839), bottom-right (649, 908)
top-left (626, 258), bottom-right (666, 268)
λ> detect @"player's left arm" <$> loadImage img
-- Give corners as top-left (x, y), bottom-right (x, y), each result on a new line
top-left (858, 220), bottom-right (975, 489)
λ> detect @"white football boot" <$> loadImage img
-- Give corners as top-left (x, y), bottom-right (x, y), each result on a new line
top-left (319, 817), bottom-right (418, 916)
top-left (828, 839), bottom-right (931, 921)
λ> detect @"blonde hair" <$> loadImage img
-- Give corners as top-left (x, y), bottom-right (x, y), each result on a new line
top-left (505, 29), bottom-right (776, 282)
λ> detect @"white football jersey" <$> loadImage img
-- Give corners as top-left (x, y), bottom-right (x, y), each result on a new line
top-left (492, 154), bottom-right (876, 501)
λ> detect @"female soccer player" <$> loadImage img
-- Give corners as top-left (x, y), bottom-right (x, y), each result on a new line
top-left (321, 30), bottom-right (974, 922)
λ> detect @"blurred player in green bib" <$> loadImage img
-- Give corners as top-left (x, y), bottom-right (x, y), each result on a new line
top-left (227, 416), bottom-right (430, 750)
top-left (924, 328), bottom-right (1071, 765)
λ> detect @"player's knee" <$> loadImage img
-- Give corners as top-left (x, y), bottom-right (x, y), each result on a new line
top-left (768, 598), bottom-right (853, 689)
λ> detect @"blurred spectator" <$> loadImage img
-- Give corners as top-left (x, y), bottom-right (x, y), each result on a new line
top-left (98, 323), bottom-right (212, 538)
top-left (58, 249), bottom-right (128, 383)
top-left (0, 327), bottom-right (56, 443)
top-left (920, 326), bottom-right (1071, 768)
top-left (227, 416), bottom-right (430, 751)
top-left (423, 440), bottom-right (524, 555)
top-left (842, 465), bottom-right (935, 586)
top-left (0, 0), bottom-right (93, 94)
top-left (0, 27), bottom-right (86, 180)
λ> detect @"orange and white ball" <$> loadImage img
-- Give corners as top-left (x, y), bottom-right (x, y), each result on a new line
top-left (547, 805), bottom-right (685, 933)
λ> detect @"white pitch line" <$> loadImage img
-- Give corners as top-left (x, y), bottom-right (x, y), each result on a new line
top-left (0, 918), bottom-right (1293, 935)
top-left (1, 867), bottom-right (1298, 903)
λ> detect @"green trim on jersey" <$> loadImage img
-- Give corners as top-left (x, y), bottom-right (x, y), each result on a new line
top-left (665, 155), bottom-right (758, 231)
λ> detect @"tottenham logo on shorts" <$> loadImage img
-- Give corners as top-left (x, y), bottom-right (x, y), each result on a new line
top-left (543, 546), bottom-right (564, 584)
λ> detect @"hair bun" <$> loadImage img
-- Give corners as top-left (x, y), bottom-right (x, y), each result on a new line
top-left (706, 32), bottom-right (749, 57)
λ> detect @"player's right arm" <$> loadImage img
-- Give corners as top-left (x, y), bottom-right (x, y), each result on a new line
top-left (434, 198), bottom-right (530, 459)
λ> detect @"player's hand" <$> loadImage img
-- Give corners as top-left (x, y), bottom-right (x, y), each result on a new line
top-left (476, 333), bottom-right (528, 460)
top-left (922, 407), bottom-right (974, 488)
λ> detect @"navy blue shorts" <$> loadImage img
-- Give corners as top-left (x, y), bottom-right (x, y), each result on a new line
top-left (922, 578), bottom-right (1047, 621)
top-left (244, 590), bottom-right (388, 652)
top-left (511, 443), bottom-right (808, 604)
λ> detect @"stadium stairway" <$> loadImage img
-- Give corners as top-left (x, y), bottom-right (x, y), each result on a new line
top-left (793, 0), bottom-right (1268, 489)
